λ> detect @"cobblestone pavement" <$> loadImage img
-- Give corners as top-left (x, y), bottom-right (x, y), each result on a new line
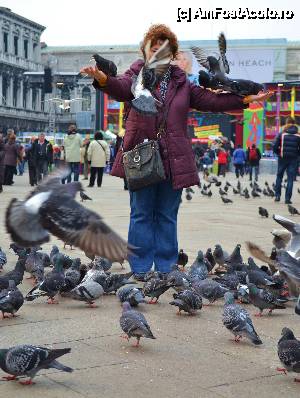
top-left (0, 172), bottom-right (300, 398)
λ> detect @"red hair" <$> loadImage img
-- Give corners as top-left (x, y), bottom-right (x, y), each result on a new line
top-left (140, 24), bottom-right (178, 58)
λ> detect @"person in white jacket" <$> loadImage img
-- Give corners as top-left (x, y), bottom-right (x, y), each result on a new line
top-left (87, 131), bottom-right (110, 187)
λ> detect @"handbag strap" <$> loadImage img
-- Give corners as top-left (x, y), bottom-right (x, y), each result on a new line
top-left (95, 140), bottom-right (105, 152)
top-left (157, 104), bottom-right (170, 138)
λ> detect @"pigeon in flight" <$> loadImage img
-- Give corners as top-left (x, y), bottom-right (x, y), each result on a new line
top-left (5, 167), bottom-right (131, 262)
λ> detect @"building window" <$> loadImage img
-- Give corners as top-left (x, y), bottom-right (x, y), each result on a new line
top-left (14, 36), bottom-right (18, 56)
top-left (33, 43), bottom-right (38, 61)
top-left (13, 78), bottom-right (18, 107)
top-left (3, 32), bottom-right (8, 53)
top-left (286, 74), bottom-right (299, 81)
top-left (32, 87), bottom-right (37, 110)
top-left (24, 40), bottom-right (28, 59)
top-left (2, 75), bottom-right (8, 105)
top-left (41, 90), bottom-right (45, 111)
top-left (82, 86), bottom-right (91, 111)
top-left (23, 83), bottom-right (27, 108)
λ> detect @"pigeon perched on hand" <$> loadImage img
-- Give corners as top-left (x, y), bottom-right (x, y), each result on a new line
top-left (5, 168), bottom-right (131, 262)
top-left (258, 207), bottom-right (269, 218)
top-left (169, 289), bottom-right (202, 315)
top-left (222, 292), bottom-right (262, 345)
top-left (0, 345), bottom-right (72, 385)
top-left (277, 327), bottom-right (300, 382)
top-left (191, 32), bottom-right (264, 96)
top-left (92, 53), bottom-right (117, 77)
top-left (120, 302), bottom-right (156, 347)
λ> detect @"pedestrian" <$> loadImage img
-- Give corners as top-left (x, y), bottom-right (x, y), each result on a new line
top-left (247, 143), bottom-right (261, 182)
top-left (63, 124), bottom-right (82, 183)
top-left (202, 150), bottom-right (214, 175)
top-left (17, 143), bottom-right (25, 176)
top-left (273, 116), bottom-right (300, 204)
top-left (81, 138), bottom-right (90, 180)
top-left (0, 133), bottom-right (5, 193)
top-left (217, 148), bottom-right (228, 177)
top-left (32, 133), bottom-right (53, 183)
top-left (81, 23), bottom-right (272, 279)
top-left (3, 133), bottom-right (20, 185)
top-left (232, 144), bottom-right (246, 178)
top-left (53, 145), bottom-right (61, 168)
top-left (87, 131), bottom-right (110, 187)
top-left (25, 136), bottom-right (38, 186)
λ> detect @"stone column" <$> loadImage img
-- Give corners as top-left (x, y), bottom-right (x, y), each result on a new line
top-left (28, 87), bottom-right (33, 110)
top-left (19, 79), bottom-right (23, 109)
top-left (0, 75), bottom-right (2, 106)
top-left (8, 76), bottom-right (14, 107)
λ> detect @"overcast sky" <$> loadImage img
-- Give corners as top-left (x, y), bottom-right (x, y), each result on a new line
top-left (2, 0), bottom-right (300, 46)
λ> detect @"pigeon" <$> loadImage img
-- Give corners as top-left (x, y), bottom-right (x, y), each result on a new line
top-left (277, 327), bottom-right (300, 382)
top-left (25, 254), bottom-right (66, 304)
top-left (92, 53), bottom-right (117, 77)
top-left (25, 247), bottom-right (45, 282)
top-left (191, 32), bottom-right (264, 96)
top-left (288, 204), bottom-right (300, 216)
top-left (0, 259), bottom-right (26, 290)
top-left (214, 269), bottom-right (240, 291)
top-left (244, 191), bottom-right (250, 199)
top-left (0, 345), bottom-right (72, 385)
top-left (188, 250), bottom-right (209, 282)
top-left (131, 39), bottom-right (172, 115)
top-left (80, 190), bottom-right (92, 202)
top-left (222, 292), bottom-right (262, 345)
top-left (207, 190), bottom-right (212, 197)
top-left (273, 215), bottom-right (300, 256)
top-left (177, 249), bottom-right (188, 269)
top-left (186, 187), bottom-right (195, 194)
top-left (192, 279), bottom-right (228, 304)
top-left (142, 276), bottom-right (172, 304)
top-left (221, 196), bottom-right (233, 204)
top-left (271, 229), bottom-right (291, 250)
top-left (248, 283), bottom-right (286, 316)
top-left (169, 289), bottom-right (202, 315)
top-left (246, 269), bottom-right (275, 288)
top-left (0, 248), bottom-right (7, 270)
top-left (219, 188), bottom-right (227, 196)
top-left (226, 244), bottom-right (244, 269)
top-left (251, 190), bottom-right (260, 198)
top-left (186, 192), bottom-right (192, 201)
top-left (237, 284), bottom-right (250, 304)
top-left (233, 187), bottom-right (239, 194)
top-left (224, 186), bottom-right (229, 193)
top-left (0, 280), bottom-right (24, 318)
top-left (93, 256), bottom-right (112, 272)
top-left (120, 302), bottom-right (156, 347)
top-left (205, 248), bottom-right (216, 272)
top-left (117, 285), bottom-right (145, 307)
top-left (258, 207), bottom-right (269, 218)
top-left (167, 264), bottom-right (191, 292)
top-left (60, 258), bottom-right (81, 293)
top-left (66, 279), bottom-right (104, 307)
top-left (9, 243), bottom-right (31, 256)
top-left (5, 168), bottom-right (131, 262)
top-left (213, 244), bottom-right (230, 269)
top-left (275, 251), bottom-right (300, 297)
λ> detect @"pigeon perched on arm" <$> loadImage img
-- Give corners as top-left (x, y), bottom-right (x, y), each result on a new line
top-left (222, 292), bottom-right (262, 345)
top-left (0, 345), bottom-right (72, 385)
top-left (277, 327), bottom-right (300, 382)
top-left (120, 302), bottom-right (156, 347)
top-left (5, 168), bottom-right (131, 262)
top-left (191, 32), bottom-right (264, 96)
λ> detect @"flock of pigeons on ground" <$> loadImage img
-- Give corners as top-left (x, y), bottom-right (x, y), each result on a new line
top-left (1, 167), bottom-right (300, 386)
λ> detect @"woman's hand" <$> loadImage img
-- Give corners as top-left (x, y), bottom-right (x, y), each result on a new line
top-left (80, 66), bottom-right (107, 86)
top-left (243, 90), bottom-right (274, 104)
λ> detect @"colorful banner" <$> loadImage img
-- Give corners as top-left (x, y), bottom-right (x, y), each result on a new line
top-left (243, 104), bottom-right (264, 151)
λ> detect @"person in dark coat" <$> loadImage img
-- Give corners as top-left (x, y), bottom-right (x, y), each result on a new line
top-left (81, 23), bottom-right (272, 278)
top-left (4, 133), bottom-right (20, 185)
top-left (25, 136), bottom-right (38, 186)
top-left (246, 143), bottom-right (261, 182)
top-left (233, 145), bottom-right (246, 178)
top-left (0, 133), bottom-right (5, 193)
top-left (273, 117), bottom-right (300, 204)
top-left (32, 133), bottom-right (53, 183)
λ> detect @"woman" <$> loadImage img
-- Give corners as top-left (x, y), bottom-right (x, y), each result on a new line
top-left (217, 148), bottom-right (228, 177)
top-left (81, 24), bottom-right (272, 279)
top-left (87, 131), bottom-right (110, 187)
top-left (232, 144), bottom-right (246, 178)
top-left (25, 136), bottom-right (37, 186)
top-left (4, 134), bottom-right (20, 185)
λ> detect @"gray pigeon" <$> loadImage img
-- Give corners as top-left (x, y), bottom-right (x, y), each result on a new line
top-left (143, 276), bottom-right (172, 304)
top-left (0, 345), bottom-right (72, 385)
top-left (213, 244), bottom-right (229, 269)
top-left (167, 264), bottom-right (191, 292)
top-left (273, 215), bottom-right (300, 256)
top-left (271, 229), bottom-right (291, 250)
top-left (94, 256), bottom-right (112, 272)
top-left (0, 259), bottom-right (26, 290)
top-left (277, 327), bottom-right (300, 382)
top-left (101, 272), bottom-right (134, 294)
top-left (117, 285), bottom-right (145, 307)
top-left (60, 258), bottom-right (81, 293)
top-left (25, 247), bottom-right (45, 282)
top-left (0, 280), bottom-right (24, 318)
top-left (25, 254), bottom-right (65, 304)
top-left (192, 279), bottom-right (228, 304)
top-left (120, 302), bottom-right (156, 347)
top-left (222, 292), bottom-right (262, 345)
top-left (188, 251), bottom-right (209, 282)
top-left (80, 190), bottom-right (92, 202)
top-left (213, 269), bottom-right (240, 291)
top-left (0, 247), bottom-right (7, 270)
top-left (248, 283), bottom-right (286, 316)
top-left (67, 279), bottom-right (104, 307)
top-left (169, 289), bottom-right (202, 315)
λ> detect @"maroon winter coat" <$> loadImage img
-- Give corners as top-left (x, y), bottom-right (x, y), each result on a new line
top-left (4, 140), bottom-right (19, 167)
top-left (0, 136), bottom-right (5, 184)
top-left (94, 60), bottom-right (247, 189)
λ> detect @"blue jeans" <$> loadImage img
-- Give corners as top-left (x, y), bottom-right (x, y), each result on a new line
top-left (18, 160), bottom-right (25, 175)
top-left (128, 180), bottom-right (182, 274)
top-left (275, 158), bottom-right (298, 201)
top-left (62, 162), bottom-right (80, 183)
top-left (249, 165), bottom-right (259, 181)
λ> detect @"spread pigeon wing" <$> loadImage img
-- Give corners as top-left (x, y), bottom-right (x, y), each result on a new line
top-left (218, 32), bottom-right (230, 74)
top-left (41, 197), bottom-right (130, 262)
top-left (190, 47), bottom-right (210, 70)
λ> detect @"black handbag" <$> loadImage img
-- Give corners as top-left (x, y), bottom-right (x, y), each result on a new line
top-left (122, 107), bottom-right (168, 192)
